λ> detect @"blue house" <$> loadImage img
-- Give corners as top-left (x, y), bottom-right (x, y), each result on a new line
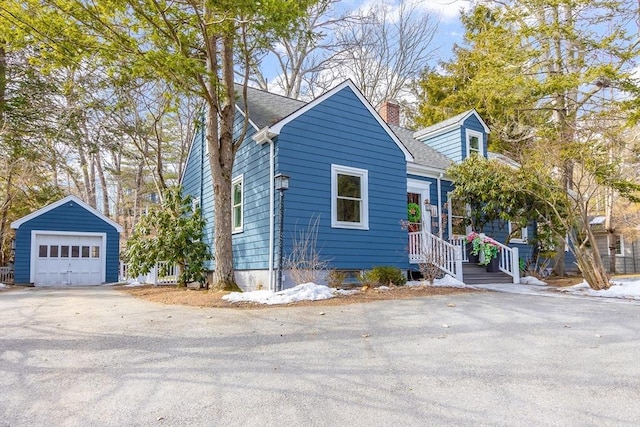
top-left (182, 80), bottom-right (527, 291)
top-left (11, 195), bottom-right (123, 286)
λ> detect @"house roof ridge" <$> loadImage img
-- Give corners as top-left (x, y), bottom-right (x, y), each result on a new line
top-left (235, 83), bottom-right (308, 104)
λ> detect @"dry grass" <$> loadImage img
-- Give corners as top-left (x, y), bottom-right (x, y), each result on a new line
top-left (119, 284), bottom-right (480, 309)
top-left (543, 276), bottom-right (585, 287)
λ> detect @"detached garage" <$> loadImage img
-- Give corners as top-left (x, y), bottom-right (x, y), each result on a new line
top-left (11, 195), bottom-right (123, 286)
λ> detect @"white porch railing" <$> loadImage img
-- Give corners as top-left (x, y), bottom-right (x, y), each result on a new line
top-left (410, 233), bottom-right (521, 284)
top-left (449, 236), bottom-right (469, 262)
top-left (120, 261), bottom-right (180, 285)
top-left (494, 240), bottom-right (520, 284)
top-left (409, 231), bottom-right (463, 282)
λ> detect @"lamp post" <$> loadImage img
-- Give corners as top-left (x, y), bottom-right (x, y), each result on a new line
top-left (274, 173), bottom-right (289, 292)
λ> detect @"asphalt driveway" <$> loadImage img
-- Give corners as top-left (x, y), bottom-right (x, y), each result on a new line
top-left (1, 287), bottom-right (639, 426)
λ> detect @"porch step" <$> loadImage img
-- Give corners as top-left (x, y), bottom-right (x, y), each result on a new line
top-left (462, 262), bottom-right (513, 285)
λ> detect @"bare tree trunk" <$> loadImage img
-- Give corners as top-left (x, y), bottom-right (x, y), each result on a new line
top-left (94, 151), bottom-right (110, 216)
top-left (112, 148), bottom-right (123, 230)
top-left (0, 43), bottom-right (6, 127)
top-left (133, 139), bottom-right (148, 229)
top-left (151, 111), bottom-right (167, 191)
top-left (0, 165), bottom-right (13, 265)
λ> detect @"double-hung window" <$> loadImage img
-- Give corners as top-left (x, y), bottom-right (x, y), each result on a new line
top-left (447, 195), bottom-right (469, 237)
top-left (508, 221), bottom-right (528, 243)
top-left (232, 175), bottom-right (243, 233)
top-left (331, 164), bottom-right (368, 229)
top-left (466, 130), bottom-right (483, 158)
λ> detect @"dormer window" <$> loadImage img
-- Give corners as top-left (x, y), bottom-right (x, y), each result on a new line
top-left (466, 130), bottom-right (484, 158)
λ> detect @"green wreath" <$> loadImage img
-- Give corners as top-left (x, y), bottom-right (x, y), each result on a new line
top-left (407, 203), bottom-right (421, 223)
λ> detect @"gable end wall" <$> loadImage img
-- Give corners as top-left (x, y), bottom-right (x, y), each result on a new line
top-left (14, 203), bottom-right (120, 283)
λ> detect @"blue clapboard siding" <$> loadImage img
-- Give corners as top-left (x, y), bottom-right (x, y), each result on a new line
top-left (481, 221), bottom-right (535, 262)
top-left (420, 129), bottom-right (462, 162)
top-left (418, 114), bottom-right (488, 163)
top-left (181, 113), bottom-right (272, 270)
top-left (231, 124), bottom-right (272, 270)
top-left (13, 202), bottom-right (120, 283)
top-left (181, 120), bottom-right (215, 270)
top-left (276, 85), bottom-right (408, 270)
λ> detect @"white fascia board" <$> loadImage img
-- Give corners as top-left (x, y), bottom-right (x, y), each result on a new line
top-left (11, 195), bottom-right (124, 233)
top-left (407, 162), bottom-right (450, 179)
top-left (252, 126), bottom-right (278, 144)
top-left (268, 80), bottom-right (414, 162)
top-left (414, 110), bottom-right (490, 141)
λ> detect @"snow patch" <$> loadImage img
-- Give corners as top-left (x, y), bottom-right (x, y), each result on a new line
top-left (520, 276), bottom-right (547, 286)
top-left (406, 274), bottom-right (470, 289)
top-left (124, 281), bottom-right (145, 287)
top-left (223, 283), bottom-right (337, 305)
top-left (561, 278), bottom-right (640, 300)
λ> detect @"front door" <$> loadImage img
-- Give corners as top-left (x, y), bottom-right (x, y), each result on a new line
top-left (407, 180), bottom-right (432, 263)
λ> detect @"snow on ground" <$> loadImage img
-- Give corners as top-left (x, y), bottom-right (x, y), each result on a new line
top-left (223, 282), bottom-right (337, 305)
top-left (520, 276), bottom-right (547, 286)
top-left (123, 280), bottom-right (145, 287)
top-left (0, 283), bottom-right (7, 289)
top-left (560, 277), bottom-right (640, 300)
top-left (406, 274), bottom-right (470, 289)
top-left (223, 275), bottom-right (479, 305)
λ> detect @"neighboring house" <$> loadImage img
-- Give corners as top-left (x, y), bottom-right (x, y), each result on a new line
top-left (589, 217), bottom-right (640, 274)
top-left (182, 80), bottom-right (529, 291)
top-left (11, 195), bottom-right (123, 286)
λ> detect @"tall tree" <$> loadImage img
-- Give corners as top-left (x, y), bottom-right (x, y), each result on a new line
top-left (249, 0), bottom-right (353, 99)
top-left (38, 0), bottom-right (312, 289)
top-left (326, 0), bottom-right (438, 109)
top-left (415, 0), bottom-right (640, 276)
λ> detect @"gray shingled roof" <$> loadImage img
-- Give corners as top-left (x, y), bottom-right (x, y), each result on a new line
top-left (236, 84), bottom-right (451, 171)
top-left (389, 125), bottom-right (452, 170)
top-left (235, 84), bottom-right (306, 129)
top-left (413, 110), bottom-right (474, 140)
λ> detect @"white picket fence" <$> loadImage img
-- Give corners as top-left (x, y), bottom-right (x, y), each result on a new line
top-left (120, 261), bottom-right (180, 285)
top-left (0, 266), bottom-right (14, 284)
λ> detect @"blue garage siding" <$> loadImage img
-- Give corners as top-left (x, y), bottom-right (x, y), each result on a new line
top-left (13, 202), bottom-right (120, 284)
top-left (275, 86), bottom-right (408, 270)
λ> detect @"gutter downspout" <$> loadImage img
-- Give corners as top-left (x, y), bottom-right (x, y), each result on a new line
top-left (437, 173), bottom-right (443, 239)
top-left (268, 139), bottom-right (275, 291)
top-left (252, 126), bottom-right (277, 291)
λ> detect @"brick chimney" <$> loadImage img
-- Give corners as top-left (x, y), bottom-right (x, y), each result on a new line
top-left (379, 100), bottom-right (400, 126)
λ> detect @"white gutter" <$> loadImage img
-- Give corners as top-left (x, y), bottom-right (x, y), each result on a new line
top-left (268, 140), bottom-right (275, 291)
top-left (252, 127), bottom-right (277, 291)
top-left (437, 172), bottom-right (443, 239)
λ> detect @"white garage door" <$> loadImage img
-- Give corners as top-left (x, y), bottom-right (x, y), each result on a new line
top-left (33, 234), bottom-right (104, 286)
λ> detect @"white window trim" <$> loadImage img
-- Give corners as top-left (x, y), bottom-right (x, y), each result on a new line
top-left (331, 164), bottom-right (369, 230)
top-left (191, 197), bottom-right (201, 213)
top-left (232, 175), bottom-right (244, 234)
top-left (613, 234), bottom-right (624, 256)
top-left (508, 221), bottom-right (528, 243)
top-left (466, 129), bottom-right (484, 158)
